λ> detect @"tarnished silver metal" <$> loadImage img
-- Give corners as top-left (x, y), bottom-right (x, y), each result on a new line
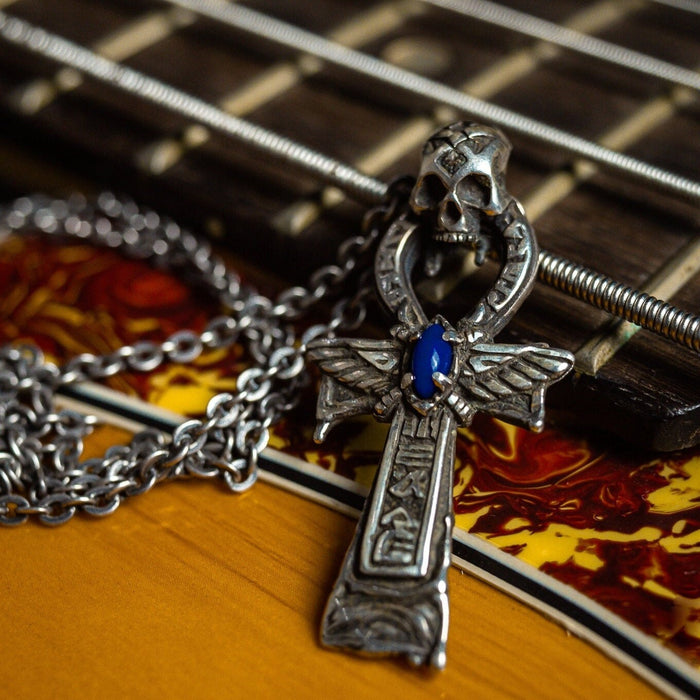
top-left (0, 117), bottom-right (693, 669)
top-left (0, 187), bottom-right (398, 525)
top-left (410, 123), bottom-right (512, 259)
top-left (308, 123), bottom-right (575, 667)
top-left (1, 12), bottom-right (699, 351)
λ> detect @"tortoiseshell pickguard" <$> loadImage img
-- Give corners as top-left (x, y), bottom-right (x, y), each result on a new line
top-left (2, 235), bottom-right (699, 670)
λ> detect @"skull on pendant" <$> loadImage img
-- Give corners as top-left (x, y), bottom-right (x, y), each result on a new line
top-left (409, 122), bottom-right (513, 264)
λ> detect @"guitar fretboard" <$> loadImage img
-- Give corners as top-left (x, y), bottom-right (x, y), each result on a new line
top-left (0, 0), bottom-right (698, 448)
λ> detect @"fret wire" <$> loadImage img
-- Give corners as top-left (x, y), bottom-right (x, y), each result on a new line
top-left (163, 0), bottom-right (700, 203)
top-left (137, 0), bottom-right (420, 175)
top-left (523, 81), bottom-right (697, 220)
top-left (0, 11), bottom-right (698, 354)
top-left (421, 76), bottom-right (700, 361)
top-left (10, 7), bottom-right (196, 116)
top-left (457, 0), bottom-right (637, 99)
top-left (424, 0), bottom-right (700, 93)
top-left (275, 0), bottom-right (641, 237)
top-left (0, 12), bottom-right (388, 204)
top-left (273, 114), bottom-right (439, 236)
top-left (575, 236), bottom-right (700, 373)
top-left (522, 74), bottom-right (699, 366)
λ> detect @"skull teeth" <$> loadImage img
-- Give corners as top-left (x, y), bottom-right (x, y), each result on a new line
top-left (432, 231), bottom-right (472, 244)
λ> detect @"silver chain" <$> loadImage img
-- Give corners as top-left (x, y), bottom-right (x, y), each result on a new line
top-left (0, 186), bottom-right (407, 525)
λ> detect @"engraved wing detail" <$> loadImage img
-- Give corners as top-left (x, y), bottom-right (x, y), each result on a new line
top-left (308, 338), bottom-right (402, 393)
top-left (457, 343), bottom-right (574, 431)
top-left (308, 336), bottom-right (574, 438)
top-left (307, 338), bottom-right (402, 441)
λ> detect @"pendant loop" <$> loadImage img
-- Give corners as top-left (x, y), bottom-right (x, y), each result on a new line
top-left (374, 205), bottom-right (539, 342)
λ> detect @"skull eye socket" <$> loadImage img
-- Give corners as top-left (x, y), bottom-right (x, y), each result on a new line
top-left (456, 174), bottom-right (491, 208)
top-left (413, 174), bottom-right (447, 210)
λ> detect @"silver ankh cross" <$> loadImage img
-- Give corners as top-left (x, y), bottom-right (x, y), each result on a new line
top-left (308, 123), bottom-right (574, 668)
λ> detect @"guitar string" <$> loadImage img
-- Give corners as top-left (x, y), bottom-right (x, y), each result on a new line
top-left (134, 0), bottom-right (647, 188)
top-left (9, 6), bottom-right (196, 115)
top-left (576, 237), bottom-right (700, 373)
top-left (163, 0), bottom-right (700, 202)
top-left (7, 0), bottom-right (688, 209)
top-left (423, 0), bottom-right (700, 93)
top-left (0, 12), bottom-right (387, 203)
top-left (275, 0), bottom-right (652, 235)
top-left (136, 0), bottom-right (421, 176)
top-left (522, 78), bottom-right (700, 370)
top-left (0, 11), bottom-right (698, 354)
top-left (6, 0), bottom-right (417, 173)
top-left (272, 0), bottom-right (640, 237)
top-left (0, 0), bottom-right (632, 211)
top-left (158, 0), bottom-right (700, 360)
top-left (0, 0), bottom-right (688, 215)
top-left (126, 0), bottom-right (700, 366)
top-left (150, 0), bottom-right (700, 363)
top-left (9, 0), bottom-right (416, 138)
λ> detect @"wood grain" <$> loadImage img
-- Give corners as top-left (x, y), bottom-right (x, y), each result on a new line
top-left (0, 435), bottom-right (663, 700)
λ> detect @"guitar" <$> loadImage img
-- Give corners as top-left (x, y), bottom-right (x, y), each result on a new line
top-left (0, 0), bottom-right (699, 697)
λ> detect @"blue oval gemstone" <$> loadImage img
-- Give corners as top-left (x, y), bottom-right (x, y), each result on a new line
top-left (411, 323), bottom-right (453, 399)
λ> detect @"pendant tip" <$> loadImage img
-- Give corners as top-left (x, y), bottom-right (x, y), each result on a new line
top-left (314, 421), bottom-right (331, 443)
top-left (430, 649), bottom-right (447, 670)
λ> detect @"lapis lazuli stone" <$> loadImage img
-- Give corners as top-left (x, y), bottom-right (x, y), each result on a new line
top-left (411, 323), bottom-right (453, 399)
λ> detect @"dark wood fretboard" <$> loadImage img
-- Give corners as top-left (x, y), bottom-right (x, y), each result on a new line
top-left (0, 0), bottom-right (698, 448)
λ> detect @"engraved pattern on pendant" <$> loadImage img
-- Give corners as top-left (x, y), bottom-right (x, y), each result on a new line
top-left (308, 123), bottom-right (575, 668)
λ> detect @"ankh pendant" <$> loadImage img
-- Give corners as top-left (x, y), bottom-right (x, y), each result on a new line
top-left (307, 123), bottom-right (575, 667)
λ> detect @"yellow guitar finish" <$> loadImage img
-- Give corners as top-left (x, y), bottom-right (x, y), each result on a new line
top-left (0, 429), bottom-right (662, 699)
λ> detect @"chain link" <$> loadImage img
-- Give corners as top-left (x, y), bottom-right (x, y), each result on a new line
top-left (0, 184), bottom-right (408, 524)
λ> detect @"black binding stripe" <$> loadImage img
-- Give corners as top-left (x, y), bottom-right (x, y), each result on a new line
top-left (59, 385), bottom-right (699, 698)
top-left (262, 455), bottom-right (699, 698)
